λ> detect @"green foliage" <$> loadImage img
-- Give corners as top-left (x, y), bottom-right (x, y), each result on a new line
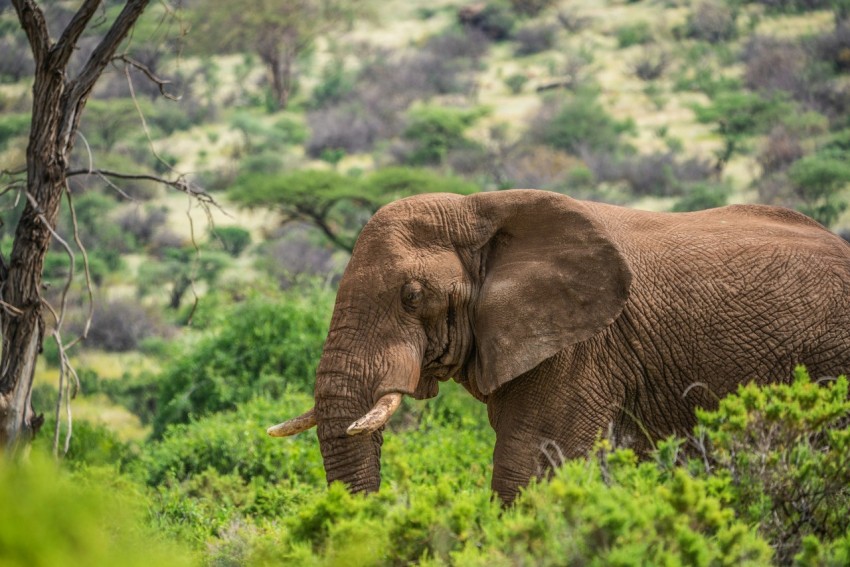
top-left (230, 168), bottom-right (352, 210)
top-left (787, 150), bottom-right (850, 227)
top-left (504, 73), bottom-right (529, 94)
top-left (151, 287), bottom-right (334, 436)
top-left (509, 0), bottom-right (557, 16)
top-left (137, 247), bottom-right (231, 310)
top-left (310, 57), bottom-right (356, 109)
top-left (467, 2), bottom-right (516, 41)
top-left (231, 167), bottom-right (479, 251)
top-left (694, 367), bottom-right (850, 564)
top-left (208, 225), bottom-right (252, 257)
top-left (232, 450), bottom-right (769, 565)
top-left (693, 91), bottom-right (794, 167)
top-left (359, 167), bottom-right (479, 204)
top-left (672, 182), bottom-right (731, 212)
top-left (0, 455), bottom-right (194, 567)
top-left (685, 1), bottom-right (738, 43)
top-left (0, 112), bottom-right (29, 150)
top-left (615, 22), bottom-right (653, 48)
top-left (402, 105), bottom-right (487, 166)
top-left (534, 91), bottom-right (635, 154)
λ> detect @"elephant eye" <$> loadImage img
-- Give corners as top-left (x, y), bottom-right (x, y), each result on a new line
top-left (401, 281), bottom-right (424, 311)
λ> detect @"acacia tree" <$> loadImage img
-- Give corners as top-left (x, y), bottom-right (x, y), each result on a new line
top-left (0, 0), bottom-right (158, 453)
top-left (189, 0), bottom-right (371, 110)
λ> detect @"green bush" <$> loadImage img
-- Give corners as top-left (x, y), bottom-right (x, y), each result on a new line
top-left (234, 450), bottom-right (769, 565)
top-left (532, 91), bottom-right (635, 154)
top-left (152, 287), bottom-right (334, 436)
top-left (359, 167), bottom-right (479, 205)
top-left (0, 112), bottom-right (29, 150)
top-left (672, 182), bottom-right (731, 212)
top-left (615, 22), bottom-right (653, 48)
top-left (694, 367), bottom-right (850, 565)
top-left (787, 150), bottom-right (850, 227)
top-left (693, 91), bottom-right (794, 167)
top-left (504, 73), bottom-right (529, 94)
top-left (402, 105), bottom-right (487, 166)
top-left (208, 225), bottom-right (252, 257)
top-left (0, 455), bottom-right (194, 567)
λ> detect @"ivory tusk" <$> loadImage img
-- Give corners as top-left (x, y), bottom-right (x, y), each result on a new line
top-left (267, 408), bottom-right (317, 437)
top-left (346, 392), bottom-right (403, 436)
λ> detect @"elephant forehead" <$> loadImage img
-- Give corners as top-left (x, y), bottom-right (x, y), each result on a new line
top-left (363, 195), bottom-right (474, 243)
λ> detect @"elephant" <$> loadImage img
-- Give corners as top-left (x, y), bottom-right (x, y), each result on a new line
top-left (268, 189), bottom-right (850, 504)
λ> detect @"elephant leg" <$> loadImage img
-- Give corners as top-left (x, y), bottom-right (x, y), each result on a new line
top-left (487, 355), bottom-right (625, 504)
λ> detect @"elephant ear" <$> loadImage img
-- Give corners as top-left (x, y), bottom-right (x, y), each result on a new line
top-left (466, 190), bottom-right (632, 396)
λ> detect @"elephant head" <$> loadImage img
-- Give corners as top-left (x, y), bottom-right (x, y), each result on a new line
top-left (268, 190), bottom-right (632, 493)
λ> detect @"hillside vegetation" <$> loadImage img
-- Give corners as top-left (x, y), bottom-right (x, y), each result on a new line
top-left (2, 0), bottom-right (850, 564)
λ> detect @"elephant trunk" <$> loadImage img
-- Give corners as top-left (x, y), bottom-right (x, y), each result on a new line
top-left (313, 343), bottom-right (418, 494)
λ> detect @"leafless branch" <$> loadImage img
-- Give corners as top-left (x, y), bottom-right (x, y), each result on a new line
top-left (65, 168), bottom-right (224, 211)
top-left (63, 186), bottom-right (94, 350)
top-left (50, 0), bottom-right (102, 68)
top-left (123, 61), bottom-right (177, 174)
top-left (113, 54), bottom-right (180, 100)
top-left (70, 0), bottom-right (152, 104)
top-left (26, 190), bottom-right (87, 455)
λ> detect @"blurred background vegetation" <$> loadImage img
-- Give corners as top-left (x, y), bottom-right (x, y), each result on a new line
top-left (3, 0), bottom-right (850, 564)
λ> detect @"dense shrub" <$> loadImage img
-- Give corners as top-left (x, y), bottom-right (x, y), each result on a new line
top-left (528, 91), bottom-right (635, 154)
top-left (116, 205), bottom-right (169, 249)
top-left (458, 1), bottom-right (516, 41)
top-left (742, 35), bottom-right (809, 98)
top-left (584, 151), bottom-right (714, 197)
top-left (757, 125), bottom-right (805, 176)
top-left (509, 0), bottom-right (557, 16)
top-left (233, 449), bottom-right (769, 565)
top-left (615, 22), bottom-right (653, 49)
top-left (207, 226), bottom-right (251, 257)
top-left (513, 22), bottom-right (558, 56)
top-left (557, 7), bottom-right (593, 32)
top-left (693, 91), bottom-right (794, 167)
top-left (0, 33), bottom-right (34, 83)
top-left (0, 455), bottom-right (193, 567)
top-left (400, 106), bottom-right (486, 166)
top-left (152, 288), bottom-right (334, 436)
top-left (694, 368), bottom-right (850, 564)
top-left (501, 145), bottom-right (586, 190)
top-left (359, 167), bottom-right (480, 202)
top-left (685, 1), bottom-right (738, 43)
top-left (504, 72), bottom-right (529, 93)
top-left (735, 0), bottom-right (834, 13)
top-left (631, 49), bottom-right (670, 81)
top-left (812, 22), bottom-right (850, 74)
top-left (257, 227), bottom-right (343, 289)
top-left (671, 182), bottom-right (731, 212)
top-left (307, 30), bottom-right (487, 157)
top-left (81, 299), bottom-right (170, 352)
top-left (0, 112), bottom-right (29, 150)
top-left (787, 149), bottom-right (850, 227)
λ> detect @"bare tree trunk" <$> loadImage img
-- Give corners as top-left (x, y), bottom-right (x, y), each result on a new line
top-left (1, 0), bottom-right (151, 453)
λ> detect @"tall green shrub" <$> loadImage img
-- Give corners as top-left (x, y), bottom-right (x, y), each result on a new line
top-left (694, 368), bottom-right (850, 565)
top-left (152, 287), bottom-right (334, 436)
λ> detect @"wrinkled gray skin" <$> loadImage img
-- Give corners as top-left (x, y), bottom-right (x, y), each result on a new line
top-left (307, 190), bottom-right (850, 503)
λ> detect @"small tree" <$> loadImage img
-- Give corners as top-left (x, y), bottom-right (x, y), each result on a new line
top-left (1, 1), bottom-right (215, 454)
top-left (693, 91), bottom-right (793, 171)
top-left (1, 0), bottom-right (153, 453)
top-left (787, 150), bottom-right (850, 227)
top-left (188, 0), bottom-right (372, 110)
top-left (230, 168), bottom-right (478, 252)
top-left (138, 247), bottom-right (230, 311)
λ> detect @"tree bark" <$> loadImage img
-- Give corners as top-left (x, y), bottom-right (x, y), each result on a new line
top-left (1, 0), bottom-right (151, 453)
